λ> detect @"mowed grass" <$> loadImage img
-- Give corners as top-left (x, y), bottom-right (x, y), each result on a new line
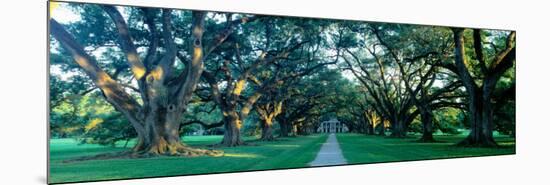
top-left (336, 133), bottom-right (515, 164)
top-left (49, 134), bottom-right (327, 184)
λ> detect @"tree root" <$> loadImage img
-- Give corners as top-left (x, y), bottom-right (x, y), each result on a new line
top-left (62, 146), bottom-right (223, 163)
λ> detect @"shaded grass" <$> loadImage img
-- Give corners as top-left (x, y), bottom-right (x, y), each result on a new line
top-left (336, 133), bottom-right (516, 164)
top-left (49, 134), bottom-right (327, 184)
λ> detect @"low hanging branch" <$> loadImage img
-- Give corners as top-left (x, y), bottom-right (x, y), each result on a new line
top-left (50, 19), bottom-right (146, 137)
top-left (181, 120), bottom-right (225, 130)
top-left (50, 5), bottom-right (262, 158)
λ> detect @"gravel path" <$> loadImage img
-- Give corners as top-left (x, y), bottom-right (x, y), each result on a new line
top-left (309, 133), bottom-right (347, 166)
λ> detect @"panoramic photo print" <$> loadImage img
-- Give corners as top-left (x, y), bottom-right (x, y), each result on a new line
top-left (48, 1), bottom-right (516, 184)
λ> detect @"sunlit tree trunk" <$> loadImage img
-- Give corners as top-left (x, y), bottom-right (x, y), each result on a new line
top-left (220, 110), bottom-right (245, 146)
top-left (256, 101), bottom-right (283, 141)
top-left (260, 119), bottom-right (275, 141)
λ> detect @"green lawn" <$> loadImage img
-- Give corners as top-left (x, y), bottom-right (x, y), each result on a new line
top-left (49, 134), bottom-right (327, 184)
top-left (336, 133), bottom-right (516, 164)
top-left (50, 133), bottom-right (516, 184)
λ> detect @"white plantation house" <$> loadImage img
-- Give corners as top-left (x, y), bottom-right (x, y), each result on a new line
top-left (317, 118), bottom-right (348, 133)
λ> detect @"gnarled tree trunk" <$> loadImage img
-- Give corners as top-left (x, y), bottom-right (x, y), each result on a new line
top-left (220, 111), bottom-right (244, 146)
top-left (453, 29), bottom-right (495, 147)
top-left (389, 116), bottom-right (406, 138)
top-left (218, 93), bottom-right (262, 146)
top-left (418, 108), bottom-right (435, 142)
top-left (457, 89), bottom-right (497, 146)
top-left (132, 109), bottom-right (220, 156)
top-left (260, 119), bottom-right (275, 141)
top-left (256, 101), bottom-right (283, 141)
top-left (452, 28), bottom-right (515, 147)
top-left (279, 119), bottom-right (290, 137)
top-left (366, 111), bottom-right (377, 135)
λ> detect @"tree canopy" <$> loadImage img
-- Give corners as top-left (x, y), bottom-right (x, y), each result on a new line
top-left (50, 2), bottom-right (515, 160)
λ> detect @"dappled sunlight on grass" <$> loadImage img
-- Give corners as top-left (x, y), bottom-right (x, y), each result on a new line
top-left (49, 134), bottom-right (327, 184)
top-left (270, 144), bottom-right (300, 148)
top-left (223, 153), bottom-right (263, 158)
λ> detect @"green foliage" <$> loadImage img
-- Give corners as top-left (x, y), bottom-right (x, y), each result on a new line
top-left (242, 114), bottom-right (263, 137)
top-left (79, 112), bottom-right (135, 147)
top-left (434, 108), bottom-right (464, 134)
top-left (494, 101), bottom-right (515, 136)
top-left (64, 3), bottom-right (118, 47)
top-left (50, 90), bottom-right (135, 146)
top-left (408, 119), bottom-right (423, 133)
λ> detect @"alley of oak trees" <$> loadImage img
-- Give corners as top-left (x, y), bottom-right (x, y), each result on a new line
top-left (50, 3), bottom-right (515, 158)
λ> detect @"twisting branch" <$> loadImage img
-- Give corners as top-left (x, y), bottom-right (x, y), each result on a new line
top-left (490, 31), bottom-right (516, 70)
top-left (473, 29), bottom-right (488, 74)
top-left (50, 19), bottom-right (146, 135)
top-left (102, 5), bottom-right (147, 80)
top-left (140, 8), bottom-right (159, 69)
top-left (205, 15), bottom-right (259, 58)
top-left (150, 9), bottom-right (177, 83)
top-left (181, 120), bottom-right (224, 129)
top-left (174, 11), bottom-right (206, 107)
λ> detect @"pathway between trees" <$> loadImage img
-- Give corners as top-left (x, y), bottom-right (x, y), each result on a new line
top-left (309, 133), bottom-right (347, 166)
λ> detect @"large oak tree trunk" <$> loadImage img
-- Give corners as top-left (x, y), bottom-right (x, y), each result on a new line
top-left (292, 124), bottom-right (298, 136)
top-left (260, 119), bottom-right (275, 141)
top-left (220, 111), bottom-right (244, 147)
top-left (365, 111), bottom-right (378, 135)
top-left (452, 28), bottom-right (515, 147)
top-left (418, 109), bottom-right (435, 142)
top-left (256, 101), bottom-right (282, 141)
top-left (132, 109), bottom-right (221, 156)
top-left (457, 90), bottom-right (497, 146)
top-left (367, 123), bottom-right (375, 135)
top-left (279, 119), bottom-right (290, 137)
top-left (454, 28), bottom-right (497, 146)
top-left (218, 94), bottom-right (261, 146)
top-left (390, 117), bottom-right (406, 138)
